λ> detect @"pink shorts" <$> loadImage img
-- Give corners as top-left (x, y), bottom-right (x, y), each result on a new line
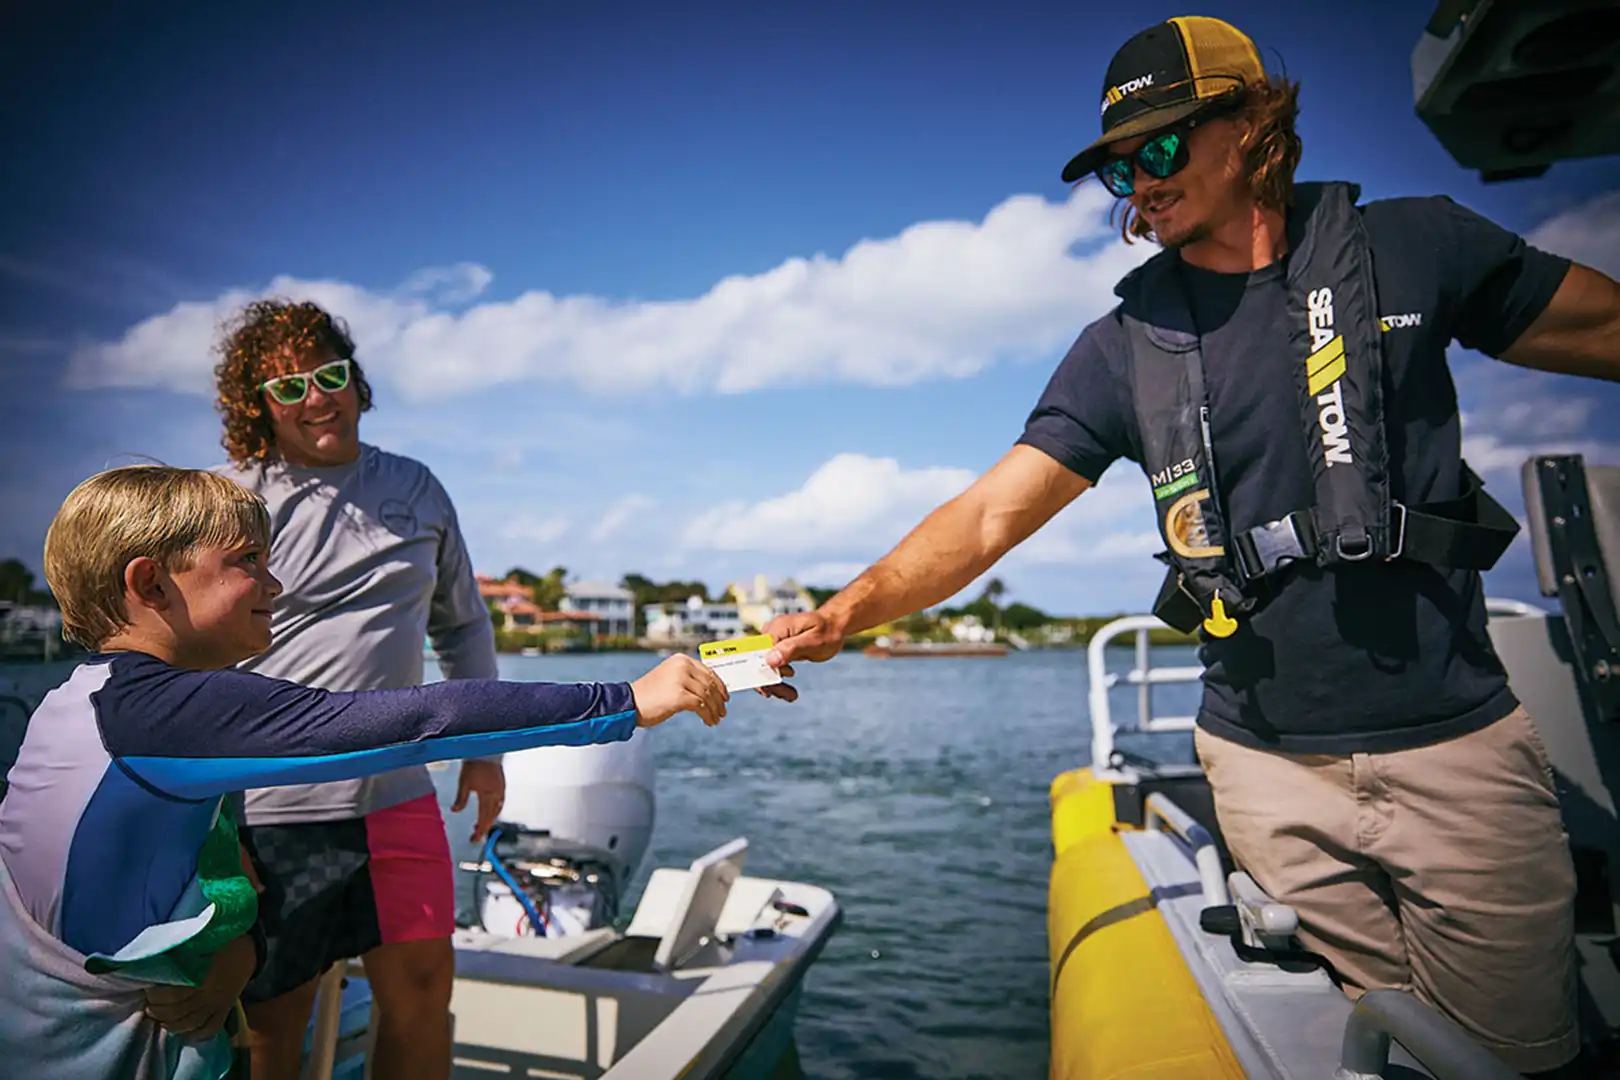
top-left (364, 793), bottom-right (458, 944)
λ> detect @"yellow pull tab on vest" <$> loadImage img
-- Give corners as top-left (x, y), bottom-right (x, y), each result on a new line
top-left (1203, 595), bottom-right (1238, 638)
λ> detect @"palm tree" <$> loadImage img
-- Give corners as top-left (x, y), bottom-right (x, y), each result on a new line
top-left (981, 578), bottom-right (1007, 635)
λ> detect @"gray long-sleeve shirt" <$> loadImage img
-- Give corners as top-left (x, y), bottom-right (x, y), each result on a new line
top-left (218, 444), bottom-right (500, 825)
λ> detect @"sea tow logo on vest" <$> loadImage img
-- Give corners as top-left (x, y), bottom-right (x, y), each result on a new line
top-left (1305, 287), bottom-right (1353, 467)
top-left (1379, 312), bottom-right (1423, 331)
top-left (1101, 73), bottom-right (1155, 116)
top-left (1151, 458), bottom-right (1199, 500)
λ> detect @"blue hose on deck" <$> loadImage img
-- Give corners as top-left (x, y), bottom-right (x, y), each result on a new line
top-left (484, 826), bottom-right (547, 935)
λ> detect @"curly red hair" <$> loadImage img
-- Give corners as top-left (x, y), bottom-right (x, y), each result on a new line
top-left (212, 299), bottom-right (374, 464)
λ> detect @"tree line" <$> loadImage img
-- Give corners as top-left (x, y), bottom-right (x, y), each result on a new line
top-left (0, 559), bottom-right (55, 607)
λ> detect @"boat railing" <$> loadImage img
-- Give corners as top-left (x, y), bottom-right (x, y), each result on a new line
top-left (1226, 869), bottom-right (1299, 949)
top-left (1086, 615), bottom-right (1202, 776)
top-left (1143, 792), bottom-right (1229, 907)
top-left (1484, 597), bottom-right (1545, 619)
top-left (1337, 988), bottom-right (1524, 1080)
top-left (1087, 599), bottom-right (1546, 777)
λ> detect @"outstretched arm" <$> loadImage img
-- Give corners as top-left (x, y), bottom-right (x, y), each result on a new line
top-left (1499, 263), bottom-right (1620, 382)
top-left (102, 650), bottom-right (729, 800)
top-left (100, 657), bottom-right (641, 799)
top-left (764, 445), bottom-right (1091, 665)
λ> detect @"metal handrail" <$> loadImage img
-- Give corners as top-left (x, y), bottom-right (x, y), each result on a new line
top-left (1088, 600), bottom-right (1541, 777)
top-left (1227, 871), bottom-right (1298, 945)
top-left (1335, 989), bottom-right (1524, 1080)
top-left (1143, 793), bottom-right (1229, 907)
top-left (1485, 597), bottom-right (1545, 618)
top-left (1086, 615), bottom-right (1204, 775)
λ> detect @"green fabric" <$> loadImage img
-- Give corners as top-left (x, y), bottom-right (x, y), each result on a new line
top-left (168, 803), bottom-right (259, 982)
top-left (92, 800), bottom-right (259, 985)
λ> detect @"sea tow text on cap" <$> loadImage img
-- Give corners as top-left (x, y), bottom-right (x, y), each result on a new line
top-left (1101, 74), bottom-right (1155, 115)
top-left (1307, 287), bottom-right (1353, 467)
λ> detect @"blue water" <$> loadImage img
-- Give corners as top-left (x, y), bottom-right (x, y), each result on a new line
top-left (1, 644), bottom-right (1203, 1080)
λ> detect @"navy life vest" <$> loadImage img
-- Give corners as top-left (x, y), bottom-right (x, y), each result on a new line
top-left (1115, 181), bottom-right (1519, 637)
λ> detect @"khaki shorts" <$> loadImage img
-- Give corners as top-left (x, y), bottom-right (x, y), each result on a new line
top-left (1194, 706), bottom-right (1579, 1074)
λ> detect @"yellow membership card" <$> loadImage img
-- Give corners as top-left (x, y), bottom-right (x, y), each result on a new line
top-left (698, 634), bottom-right (783, 693)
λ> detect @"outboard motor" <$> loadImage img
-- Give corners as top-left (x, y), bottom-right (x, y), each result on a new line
top-left (460, 730), bottom-right (656, 938)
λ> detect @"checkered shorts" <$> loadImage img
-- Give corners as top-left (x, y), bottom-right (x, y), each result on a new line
top-left (238, 794), bottom-right (455, 1002)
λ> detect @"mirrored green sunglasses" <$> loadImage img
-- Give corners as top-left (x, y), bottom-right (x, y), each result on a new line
top-left (260, 358), bottom-right (352, 405)
top-left (1094, 97), bottom-right (1242, 198)
top-left (1096, 129), bottom-right (1188, 198)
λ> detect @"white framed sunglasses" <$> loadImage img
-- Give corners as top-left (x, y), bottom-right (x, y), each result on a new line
top-left (260, 358), bottom-right (352, 406)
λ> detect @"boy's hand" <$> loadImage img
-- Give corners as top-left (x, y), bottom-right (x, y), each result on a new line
top-left (630, 654), bottom-right (729, 727)
top-left (143, 934), bottom-right (257, 1044)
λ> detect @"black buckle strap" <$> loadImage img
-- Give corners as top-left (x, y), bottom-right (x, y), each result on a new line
top-left (1235, 511), bottom-right (1319, 582)
top-left (1389, 466), bottom-right (1520, 571)
top-left (1231, 469), bottom-right (1516, 583)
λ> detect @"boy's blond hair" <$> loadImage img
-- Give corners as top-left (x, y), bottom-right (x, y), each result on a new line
top-left (43, 466), bottom-right (271, 649)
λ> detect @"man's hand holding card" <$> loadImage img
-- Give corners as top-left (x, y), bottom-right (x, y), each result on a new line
top-left (700, 634), bottom-right (799, 702)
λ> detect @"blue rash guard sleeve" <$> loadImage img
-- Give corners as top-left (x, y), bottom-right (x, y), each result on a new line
top-left (93, 652), bottom-right (639, 801)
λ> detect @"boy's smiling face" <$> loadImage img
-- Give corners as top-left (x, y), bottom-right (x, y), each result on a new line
top-left (162, 539), bottom-right (283, 669)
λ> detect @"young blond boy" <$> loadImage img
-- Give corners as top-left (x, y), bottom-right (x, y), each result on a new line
top-left (0, 465), bottom-right (756, 1079)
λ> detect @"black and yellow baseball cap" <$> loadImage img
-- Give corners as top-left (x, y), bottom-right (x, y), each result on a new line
top-left (1061, 16), bottom-right (1265, 184)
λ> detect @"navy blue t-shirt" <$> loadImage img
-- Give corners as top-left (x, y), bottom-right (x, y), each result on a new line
top-left (1018, 195), bottom-right (1571, 754)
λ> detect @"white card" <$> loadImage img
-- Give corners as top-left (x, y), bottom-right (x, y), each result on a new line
top-left (698, 634), bottom-right (783, 693)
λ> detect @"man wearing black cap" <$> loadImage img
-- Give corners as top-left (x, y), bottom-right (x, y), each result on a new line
top-left (762, 14), bottom-right (1620, 1076)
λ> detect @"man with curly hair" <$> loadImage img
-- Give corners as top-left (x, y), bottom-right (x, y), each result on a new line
top-left (763, 16), bottom-right (1619, 1077)
top-left (213, 299), bottom-right (504, 1080)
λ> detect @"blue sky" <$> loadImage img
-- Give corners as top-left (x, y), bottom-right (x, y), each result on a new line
top-left (2, 0), bottom-right (1617, 617)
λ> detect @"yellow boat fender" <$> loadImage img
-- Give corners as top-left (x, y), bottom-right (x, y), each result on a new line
top-left (1048, 769), bottom-right (1244, 1080)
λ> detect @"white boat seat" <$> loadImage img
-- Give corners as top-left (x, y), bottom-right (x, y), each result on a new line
top-left (618, 837), bottom-right (757, 973)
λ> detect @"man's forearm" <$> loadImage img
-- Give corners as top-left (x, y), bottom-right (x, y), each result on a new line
top-left (812, 445), bottom-right (1092, 639)
top-left (1501, 264), bottom-right (1620, 381)
top-left (819, 498), bottom-right (1005, 638)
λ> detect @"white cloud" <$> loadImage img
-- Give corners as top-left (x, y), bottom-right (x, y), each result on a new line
top-left (680, 452), bottom-right (976, 555)
top-left (1461, 429), bottom-right (1620, 478)
top-left (66, 186), bottom-right (1149, 400)
top-left (399, 263), bottom-right (495, 305)
top-left (676, 449), bottom-right (1166, 613)
top-left (794, 562), bottom-right (873, 588)
top-left (1526, 191), bottom-right (1620, 278)
top-left (591, 494), bottom-right (657, 541)
top-left (1007, 464), bottom-right (1161, 566)
top-left (63, 278), bottom-right (438, 395)
top-left (498, 514), bottom-right (571, 546)
top-left (1457, 366), bottom-right (1620, 486)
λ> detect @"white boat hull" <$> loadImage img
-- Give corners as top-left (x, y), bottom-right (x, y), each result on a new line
top-left (308, 839), bottom-right (843, 1080)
